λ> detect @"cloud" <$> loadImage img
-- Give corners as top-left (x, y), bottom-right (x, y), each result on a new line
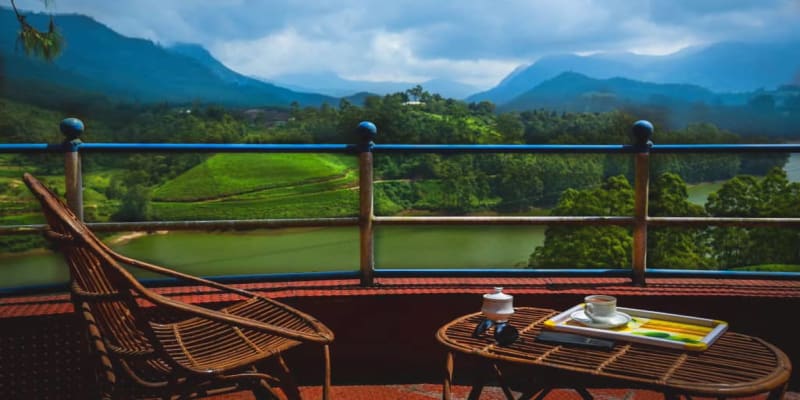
top-left (213, 28), bottom-right (519, 88)
top-left (12, 0), bottom-right (800, 89)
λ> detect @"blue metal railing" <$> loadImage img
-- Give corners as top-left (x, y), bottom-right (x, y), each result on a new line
top-left (2, 118), bottom-right (800, 296)
top-left (6, 143), bottom-right (800, 155)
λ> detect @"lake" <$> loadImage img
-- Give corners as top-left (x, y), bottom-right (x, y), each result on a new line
top-left (0, 225), bottom-right (547, 288)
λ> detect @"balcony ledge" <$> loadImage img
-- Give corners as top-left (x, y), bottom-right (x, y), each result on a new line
top-left (2, 276), bottom-right (799, 397)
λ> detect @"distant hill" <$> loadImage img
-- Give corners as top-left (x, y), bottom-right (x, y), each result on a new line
top-left (0, 7), bottom-right (335, 107)
top-left (503, 72), bottom-right (729, 111)
top-left (501, 72), bottom-right (800, 136)
top-left (269, 71), bottom-right (479, 99)
top-left (470, 41), bottom-right (800, 105)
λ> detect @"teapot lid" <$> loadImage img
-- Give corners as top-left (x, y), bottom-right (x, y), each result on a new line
top-left (483, 287), bottom-right (512, 300)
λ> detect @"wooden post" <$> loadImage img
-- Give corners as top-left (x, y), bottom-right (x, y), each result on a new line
top-left (61, 118), bottom-right (84, 221)
top-left (357, 121), bottom-right (377, 286)
top-left (631, 120), bottom-right (653, 286)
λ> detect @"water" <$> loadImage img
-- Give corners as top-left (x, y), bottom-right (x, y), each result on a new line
top-left (0, 225), bottom-right (547, 288)
top-left (786, 153), bottom-right (800, 182)
top-left (685, 153), bottom-right (800, 205)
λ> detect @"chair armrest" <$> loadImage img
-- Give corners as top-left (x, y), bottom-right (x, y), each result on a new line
top-left (138, 286), bottom-right (333, 344)
top-left (111, 252), bottom-right (259, 299)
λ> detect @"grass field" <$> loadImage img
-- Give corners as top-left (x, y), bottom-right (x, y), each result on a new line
top-left (148, 153), bottom-right (361, 220)
top-left (151, 188), bottom-right (359, 220)
top-left (152, 153), bottom-right (357, 201)
top-left (1, 153), bottom-right (362, 240)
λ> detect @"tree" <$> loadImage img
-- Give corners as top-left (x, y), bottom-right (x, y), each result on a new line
top-left (113, 184), bottom-right (150, 221)
top-left (405, 85), bottom-right (425, 102)
top-left (529, 176), bottom-right (634, 268)
top-left (706, 168), bottom-right (800, 268)
top-left (9, 0), bottom-right (63, 61)
top-left (495, 113), bottom-right (524, 143)
top-left (437, 156), bottom-right (490, 214)
top-left (495, 155), bottom-right (544, 212)
top-left (647, 173), bottom-right (716, 269)
top-left (529, 173), bottom-right (720, 270)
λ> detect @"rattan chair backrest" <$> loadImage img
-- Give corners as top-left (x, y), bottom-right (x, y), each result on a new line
top-left (24, 174), bottom-right (158, 360)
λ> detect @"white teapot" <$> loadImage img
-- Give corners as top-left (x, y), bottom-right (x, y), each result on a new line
top-left (481, 287), bottom-right (514, 322)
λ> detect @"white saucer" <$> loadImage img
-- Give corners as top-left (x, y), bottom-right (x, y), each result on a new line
top-left (570, 310), bottom-right (631, 329)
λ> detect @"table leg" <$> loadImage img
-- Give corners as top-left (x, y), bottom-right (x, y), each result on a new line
top-left (664, 390), bottom-right (681, 400)
top-left (443, 351), bottom-right (453, 400)
top-left (519, 387), bottom-right (550, 400)
top-left (574, 387), bottom-right (593, 400)
top-left (492, 364), bottom-right (516, 400)
top-left (467, 363), bottom-right (490, 400)
top-left (767, 382), bottom-right (788, 400)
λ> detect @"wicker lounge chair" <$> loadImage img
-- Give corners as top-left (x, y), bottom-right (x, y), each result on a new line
top-left (24, 173), bottom-right (334, 400)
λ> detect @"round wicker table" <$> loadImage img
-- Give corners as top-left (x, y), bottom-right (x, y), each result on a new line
top-left (436, 307), bottom-right (791, 400)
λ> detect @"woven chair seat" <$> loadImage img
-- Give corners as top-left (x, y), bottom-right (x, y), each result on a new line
top-left (154, 297), bottom-right (307, 373)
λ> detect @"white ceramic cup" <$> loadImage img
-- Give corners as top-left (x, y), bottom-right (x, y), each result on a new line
top-left (584, 295), bottom-right (617, 323)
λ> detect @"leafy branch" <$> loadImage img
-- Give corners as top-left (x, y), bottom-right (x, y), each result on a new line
top-left (10, 0), bottom-right (63, 61)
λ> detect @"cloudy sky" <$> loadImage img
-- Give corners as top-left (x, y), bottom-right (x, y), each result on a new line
top-left (14, 0), bottom-right (800, 89)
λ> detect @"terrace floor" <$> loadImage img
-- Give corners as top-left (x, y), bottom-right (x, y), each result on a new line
top-left (2, 276), bottom-right (799, 398)
top-left (206, 384), bottom-right (800, 400)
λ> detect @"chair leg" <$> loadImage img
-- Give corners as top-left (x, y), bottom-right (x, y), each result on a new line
top-left (323, 345), bottom-right (332, 400)
top-left (253, 379), bottom-right (284, 400)
top-left (274, 353), bottom-right (301, 400)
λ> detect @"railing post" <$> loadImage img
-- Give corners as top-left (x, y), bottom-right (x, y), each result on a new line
top-left (357, 121), bottom-right (377, 286)
top-left (61, 118), bottom-right (84, 221)
top-left (631, 120), bottom-right (653, 285)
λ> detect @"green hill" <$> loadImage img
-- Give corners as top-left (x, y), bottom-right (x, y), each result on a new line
top-left (152, 153), bottom-right (357, 201)
top-left (148, 153), bottom-right (361, 220)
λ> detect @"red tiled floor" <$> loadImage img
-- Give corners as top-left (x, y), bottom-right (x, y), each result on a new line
top-left (203, 385), bottom-right (798, 400)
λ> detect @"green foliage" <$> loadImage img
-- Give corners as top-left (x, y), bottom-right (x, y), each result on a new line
top-left (0, 98), bottom-right (66, 143)
top-left (529, 176), bottom-right (634, 268)
top-left (530, 225), bottom-right (632, 268)
top-left (731, 264), bottom-right (800, 272)
top-left (647, 173), bottom-right (716, 269)
top-left (11, 1), bottom-right (63, 61)
top-left (495, 155), bottom-right (545, 211)
top-left (375, 181), bottom-right (418, 212)
top-left (113, 184), bottom-right (150, 221)
top-left (531, 173), bottom-right (720, 270)
top-left (706, 168), bottom-right (800, 268)
top-left (0, 234), bottom-right (47, 252)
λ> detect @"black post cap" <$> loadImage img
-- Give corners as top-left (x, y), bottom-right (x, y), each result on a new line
top-left (60, 118), bottom-right (84, 141)
top-left (631, 120), bottom-right (653, 149)
top-left (356, 121), bottom-right (377, 142)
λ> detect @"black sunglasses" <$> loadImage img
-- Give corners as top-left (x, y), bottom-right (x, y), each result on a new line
top-left (471, 318), bottom-right (519, 346)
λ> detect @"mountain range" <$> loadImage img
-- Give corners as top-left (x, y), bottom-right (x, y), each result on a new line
top-left (501, 71), bottom-right (748, 112)
top-left (470, 41), bottom-right (800, 105)
top-left (2, 6), bottom-right (799, 117)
